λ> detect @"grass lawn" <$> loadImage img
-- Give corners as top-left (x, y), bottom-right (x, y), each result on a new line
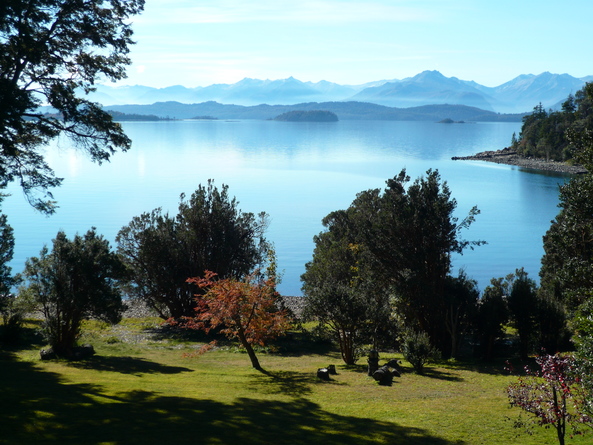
top-left (0, 318), bottom-right (588, 445)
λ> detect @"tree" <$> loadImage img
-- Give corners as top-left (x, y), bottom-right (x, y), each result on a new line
top-left (540, 174), bottom-right (593, 313)
top-left (0, 0), bottom-right (145, 213)
top-left (184, 269), bottom-right (291, 371)
top-left (507, 353), bottom-right (592, 445)
top-left (475, 275), bottom-right (510, 360)
top-left (443, 270), bottom-right (479, 358)
top-left (347, 169), bottom-right (483, 357)
top-left (573, 298), bottom-right (593, 418)
top-left (301, 214), bottom-right (390, 364)
top-left (21, 228), bottom-right (126, 357)
top-left (117, 181), bottom-right (270, 319)
top-left (507, 268), bottom-right (539, 359)
top-left (302, 202), bottom-right (396, 364)
top-left (0, 198), bottom-right (24, 343)
top-left (302, 169), bottom-right (482, 360)
top-left (0, 196), bottom-right (18, 296)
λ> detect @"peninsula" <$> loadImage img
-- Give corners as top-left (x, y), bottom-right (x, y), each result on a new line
top-left (452, 147), bottom-right (587, 174)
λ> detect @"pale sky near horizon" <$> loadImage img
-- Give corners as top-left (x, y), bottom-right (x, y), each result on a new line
top-left (116, 0), bottom-right (593, 89)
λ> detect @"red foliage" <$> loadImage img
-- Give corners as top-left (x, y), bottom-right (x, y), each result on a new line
top-left (181, 270), bottom-right (291, 369)
top-left (506, 353), bottom-right (592, 444)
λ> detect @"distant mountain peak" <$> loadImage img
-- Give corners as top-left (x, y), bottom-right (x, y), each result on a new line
top-left (94, 71), bottom-right (591, 113)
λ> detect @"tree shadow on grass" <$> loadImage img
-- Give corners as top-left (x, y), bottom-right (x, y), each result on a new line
top-left (343, 363), bottom-right (371, 374)
top-left (67, 355), bottom-right (194, 375)
top-left (0, 351), bottom-right (460, 445)
top-left (420, 368), bottom-right (464, 382)
top-left (252, 368), bottom-right (351, 397)
top-left (438, 357), bottom-right (520, 376)
top-left (251, 369), bottom-right (317, 397)
top-left (271, 330), bottom-right (336, 357)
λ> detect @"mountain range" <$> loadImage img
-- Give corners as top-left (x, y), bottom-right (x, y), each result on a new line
top-left (92, 71), bottom-right (590, 114)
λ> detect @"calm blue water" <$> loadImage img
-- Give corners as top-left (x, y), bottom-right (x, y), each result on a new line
top-left (4, 120), bottom-right (569, 295)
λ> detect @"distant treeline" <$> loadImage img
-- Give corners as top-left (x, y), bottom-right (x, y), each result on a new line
top-left (273, 110), bottom-right (338, 122)
top-left (108, 110), bottom-right (168, 121)
top-left (513, 83), bottom-right (593, 162)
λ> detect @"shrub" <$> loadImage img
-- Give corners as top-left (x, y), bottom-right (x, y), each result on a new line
top-left (401, 330), bottom-right (441, 374)
top-left (0, 294), bottom-right (34, 344)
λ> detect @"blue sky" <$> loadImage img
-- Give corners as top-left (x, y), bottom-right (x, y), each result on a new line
top-left (118, 0), bottom-right (593, 88)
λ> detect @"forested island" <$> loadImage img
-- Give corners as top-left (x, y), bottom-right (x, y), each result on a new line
top-left (272, 110), bottom-right (339, 122)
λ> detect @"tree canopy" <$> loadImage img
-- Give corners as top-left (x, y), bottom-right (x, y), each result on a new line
top-left (513, 83), bottom-right (593, 164)
top-left (301, 218), bottom-right (389, 364)
top-left (21, 228), bottom-right (126, 357)
top-left (184, 269), bottom-right (290, 371)
top-left (0, 0), bottom-right (144, 213)
top-left (116, 181), bottom-right (271, 319)
top-left (302, 169), bottom-right (483, 361)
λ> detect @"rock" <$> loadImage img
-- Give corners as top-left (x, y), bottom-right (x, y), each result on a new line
top-left (72, 344), bottom-right (95, 360)
top-left (385, 359), bottom-right (402, 377)
top-left (373, 365), bottom-right (394, 386)
top-left (317, 368), bottom-right (331, 381)
top-left (40, 348), bottom-right (57, 360)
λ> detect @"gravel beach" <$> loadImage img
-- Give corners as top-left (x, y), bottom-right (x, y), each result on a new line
top-left (452, 148), bottom-right (587, 175)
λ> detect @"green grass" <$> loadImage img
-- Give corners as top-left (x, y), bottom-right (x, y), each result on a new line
top-left (0, 319), bottom-right (589, 445)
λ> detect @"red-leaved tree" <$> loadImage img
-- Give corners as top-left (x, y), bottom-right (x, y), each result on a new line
top-left (506, 353), bottom-right (592, 445)
top-left (184, 270), bottom-right (291, 371)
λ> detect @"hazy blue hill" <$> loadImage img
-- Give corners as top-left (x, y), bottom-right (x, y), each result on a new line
top-left (93, 71), bottom-right (590, 113)
top-left (350, 70), bottom-right (496, 111)
top-left (105, 100), bottom-right (524, 122)
top-left (493, 72), bottom-right (585, 112)
top-left (91, 84), bottom-right (160, 105)
top-left (304, 79), bottom-right (359, 97)
top-left (90, 78), bottom-right (390, 107)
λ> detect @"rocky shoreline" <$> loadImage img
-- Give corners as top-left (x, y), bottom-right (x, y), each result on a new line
top-left (452, 147), bottom-right (588, 175)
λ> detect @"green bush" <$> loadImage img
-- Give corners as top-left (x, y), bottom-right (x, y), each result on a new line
top-left (0, 294), bottom-right (34, 344)
top-left (401, 330), bottom-right (441, 374)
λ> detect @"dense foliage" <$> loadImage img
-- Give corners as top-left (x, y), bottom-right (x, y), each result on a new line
top-left (301, 219), bottom-right (390, 364)
top-left (21, 228), bottom-right (126, 357)
top-left (400, 329), bottom-right (440, 374)
top-left (183, 269), bottom-right (290, 370)
top-left (117, 182), bottom-right (270, 319)
top-left (0, 199), bottom-right (24, 343)
top-left (514, 83), bottom-right (593, 163)
top-left (302, 169), bottom-right (483, 362)
top-left (533, 82), bottom-right (593, 437)
top-left (475, 275), bottom-right (511, 360)
top-left (507, 353), bottom-right (592, 445)
top-left (0, 0), bottom-right (144, 213)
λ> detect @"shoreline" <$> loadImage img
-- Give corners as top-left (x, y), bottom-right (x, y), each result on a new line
top-left (452, 148), bottom-right (588, 175)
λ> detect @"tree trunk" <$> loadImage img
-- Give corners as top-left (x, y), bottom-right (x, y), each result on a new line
top-left (236, 326), bottom-right (261, 370)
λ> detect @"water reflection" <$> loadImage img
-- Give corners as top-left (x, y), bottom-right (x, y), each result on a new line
top-left (4, 119), bottom-right (566, 296)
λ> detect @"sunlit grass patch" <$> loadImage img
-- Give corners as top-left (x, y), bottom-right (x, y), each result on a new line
top-left (1, 318), bottom-right (589, 444)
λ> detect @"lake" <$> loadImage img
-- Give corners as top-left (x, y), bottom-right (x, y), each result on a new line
top-left (3, 119), bottom-right (569, 296)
